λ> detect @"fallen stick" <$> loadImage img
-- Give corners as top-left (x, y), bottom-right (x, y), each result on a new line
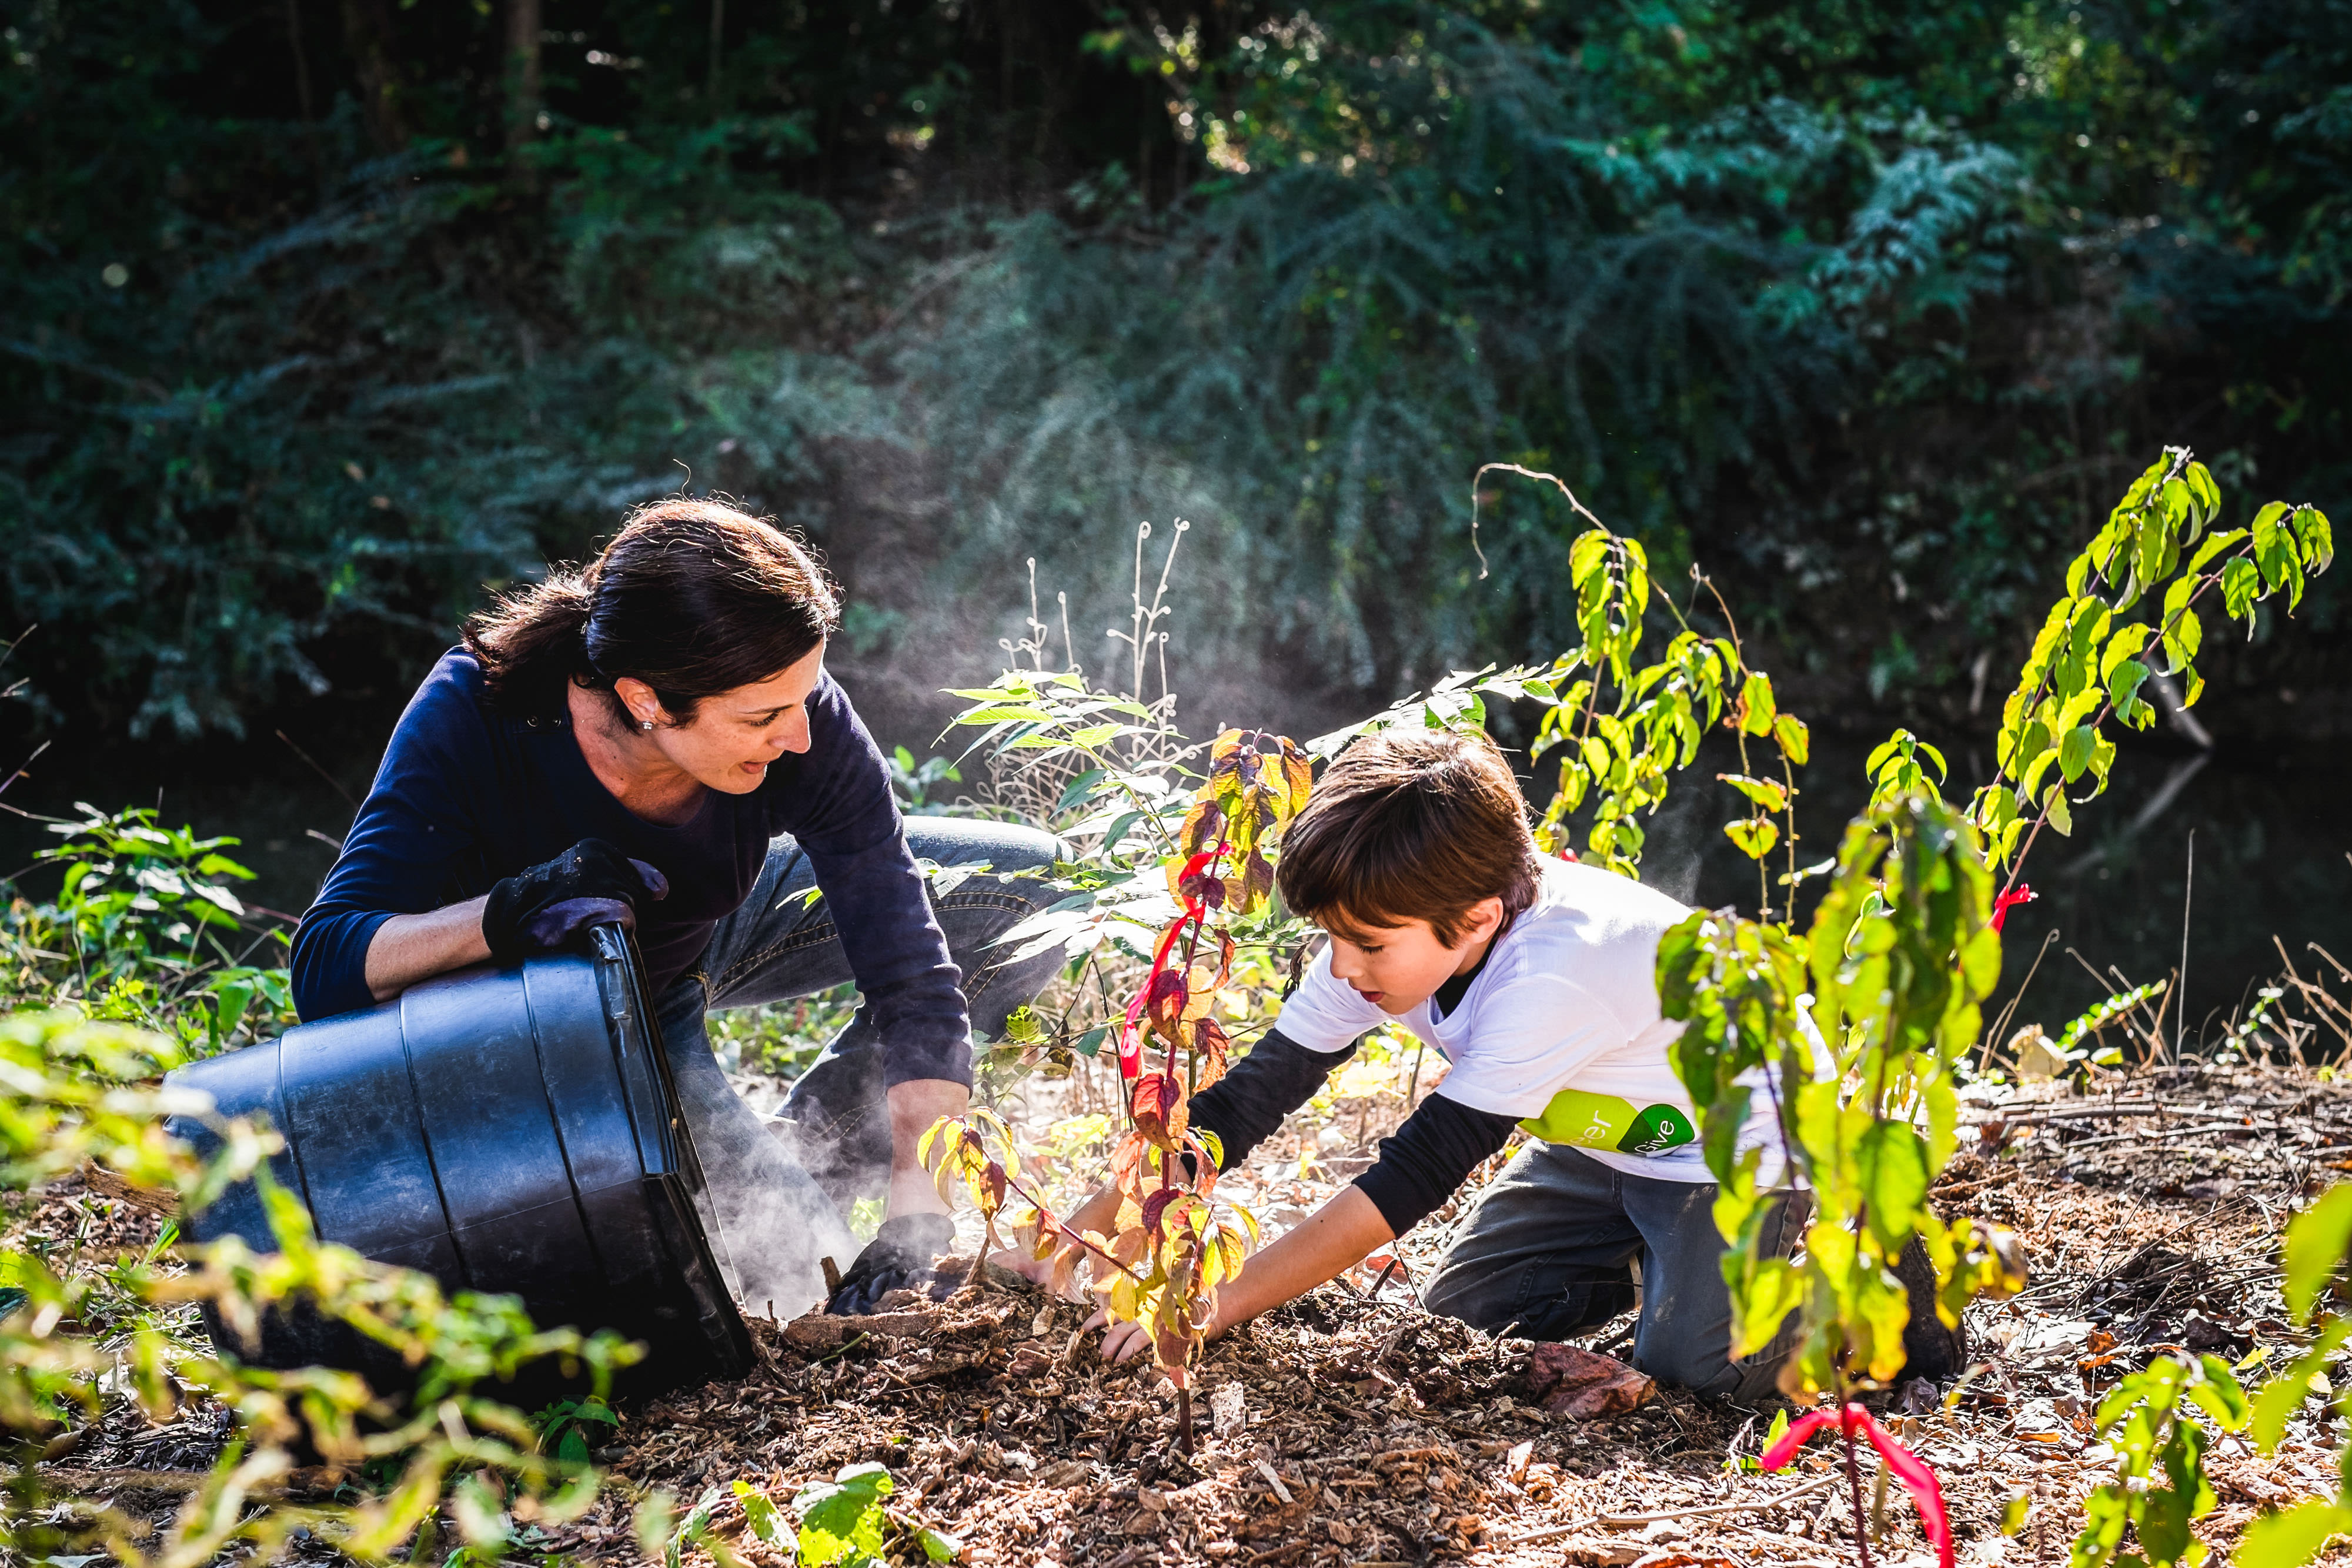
top-left (16, 1463), bottom-right (350, 1497)
top-left (1505, 1472), bottom-right (1840, 1545)
top-left (75, 1163), bottom-right (180, 1216)
top-left (2050, 1119), bottom-right (2286, 1153)
top-left (1969, 1096), bottom-right (2323, 1126)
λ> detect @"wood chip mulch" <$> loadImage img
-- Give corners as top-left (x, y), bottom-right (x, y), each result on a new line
top-left (16, 1062), bottom-right (2352, 1567)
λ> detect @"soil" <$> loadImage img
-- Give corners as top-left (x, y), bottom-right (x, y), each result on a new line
top-left (14, 1060), bottom-right (2352, 1567)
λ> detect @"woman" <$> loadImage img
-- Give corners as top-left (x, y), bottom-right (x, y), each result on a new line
top-left (292, 499), bottom-right (1064, 1317)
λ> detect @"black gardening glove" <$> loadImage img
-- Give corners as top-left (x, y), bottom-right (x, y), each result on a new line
top-left (826, 1213), bottom-right (958, 1316)
top-left (481, 838), bottom-right (670, 966)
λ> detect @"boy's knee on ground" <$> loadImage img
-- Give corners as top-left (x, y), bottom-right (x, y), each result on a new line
top-left (1419, 1259), bottom-right (1499, 1328)
top-left (1423, 1258), bottom-right (1637, 1343)
top-left (1635, 1310), bottom-right (1799, 1404)
top-left (1635, 1339), bottom-right (1745, 1399)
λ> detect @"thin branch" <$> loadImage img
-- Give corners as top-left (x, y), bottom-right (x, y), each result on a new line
top-left (1467, 463), bottom-right (1606, 580)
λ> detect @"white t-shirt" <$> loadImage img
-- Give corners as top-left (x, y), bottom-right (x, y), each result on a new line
top-left (1273, 858), bottom-right (1790, 1185)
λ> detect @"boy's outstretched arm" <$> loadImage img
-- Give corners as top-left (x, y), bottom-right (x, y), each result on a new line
top-left (1097, 1092), bottom-right (1519, 1362)
top-left (1097, 1185), bottom-right (1394, 1362)
top-left (989, 1028), bottom-right (1353, 1289)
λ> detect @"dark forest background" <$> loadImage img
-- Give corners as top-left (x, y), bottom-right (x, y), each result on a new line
top-left (7, 0), bottom-right (2351, 761)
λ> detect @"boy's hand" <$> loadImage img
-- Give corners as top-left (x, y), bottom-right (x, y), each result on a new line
top-left (1095, 1311), bottom-right (1151, 1365)
top-left (1084, 1186), bottom-right (1395, 1365)
top-left (1093, 1298), bottom-right (1237, 1365)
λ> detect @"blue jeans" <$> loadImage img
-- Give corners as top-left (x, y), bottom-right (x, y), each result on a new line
top-left (652, 817), bottom-right (1065, 1317)
top-left (1422, 1142), bottom-right (1809, 1403)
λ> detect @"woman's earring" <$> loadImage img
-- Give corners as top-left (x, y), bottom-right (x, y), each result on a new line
top-left (640, 719), bottom-right (655, 732)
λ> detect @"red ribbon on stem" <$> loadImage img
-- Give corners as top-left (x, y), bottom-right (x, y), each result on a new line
top-left (1116, 848), bottom-right (1226, 1082)
top-left (1989, 884), bottom-right (2037, 932)
top-left (1760, 1403), bottom-right (1952, 1568)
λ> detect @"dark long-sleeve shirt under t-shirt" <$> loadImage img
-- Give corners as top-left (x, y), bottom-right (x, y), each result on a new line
top-left (1188, 955), bottom-right (1519, 1240)
top-left (290, 647), bottom-right (974, 1087)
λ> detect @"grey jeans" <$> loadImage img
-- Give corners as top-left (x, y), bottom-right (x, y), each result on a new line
top-left (1422, 1141), bottom-right (1810, 1403)
top-left (652, 817), bottom-right (1065, 1318)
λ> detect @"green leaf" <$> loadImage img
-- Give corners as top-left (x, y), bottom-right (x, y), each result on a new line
top-left (2162, 608), bottom-right (2203, 673)
top-left (2012, 718), bottom-right (2051, 778)
top-left (2184, 527), bottom-right (2247, 577)
top-left (1569, 530), bottom-right (1612, 588)
top-left (955, 704), bottom-right (1058, 725)
top-left (2233, 1500), bottom-right (2352, 1568)
top-left (2100, 623), bottom-right (2155, 681)
top-left (1726, 1255), bottom-right (1803, 1359)
top-left (636, 1493), bottom-right (678, 1564)
top-left (2223, 555), bottom-right (2263, 621)
top-left (2137, 510), bottom-right (2170, 586)
top-left (2283, 1185), bottom-right (2352, 1323)
top-left (2108, 657), bottom-right (2150, 720)
top-left (1718, 773), bottom-right (1790, 812)
top-left (1723, 817), bottom-right (1780, 860)
top-left (733, 1482), bottom-right (788, 1547)
top-left (2136, 1459), bottom-right (2198, 1562)
top-left (1738, 671), bottom-right (1777, 736)
top-left (2296, 505), bottom-right (2334, 571)
top-left (2059, 725), bottom-right (2097, 784)
top-left (208, 978), bottom-right (255, 1051)
top-left (1773, 713), bottom-right (1811, 766)
top-left (2250, 1320), bottom-right (2350, 1450)
top-left (794, 1463), bottom-right (894, 1567)
top-left (1856, 1120), bottom-right (1930, 1250)
top-left (919, 1526), bottom-right (964, 1562)
top-left (2189, 1356), bottom-right (2250, 1429)
top-left (2042, 784), bottom-right (2074, 838)
top-left (2186, 460), bottom-right (2220, 515)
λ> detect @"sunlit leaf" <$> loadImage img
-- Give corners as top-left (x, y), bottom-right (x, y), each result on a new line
top-left (2282, 1185), bottom-right (2352, 1323)
top-left (2233, 1500), bottom-right (2352, 1568)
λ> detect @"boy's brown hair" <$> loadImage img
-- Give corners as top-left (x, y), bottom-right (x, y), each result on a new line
top-left (1275, 728), bottom-right (1542, 945)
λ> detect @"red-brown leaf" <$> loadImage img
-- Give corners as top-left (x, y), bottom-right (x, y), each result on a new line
top-left (1140, 1186), bottom-right (1182, 1239)
top-left (1144, 967), bottom-right (1190, 1035)
top-left (1131, 1071), bottom-right (1189, 1146)
top-left (1178, 797), bottom-right (1225, 858)
top-left (1240, 848), bottom-right (1274, 912)
top-left (1195, 1017), bottom-right (1233, 1089)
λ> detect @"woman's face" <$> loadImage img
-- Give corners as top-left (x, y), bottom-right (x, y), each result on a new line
top-left (616, 643), bottom-right (827, 795)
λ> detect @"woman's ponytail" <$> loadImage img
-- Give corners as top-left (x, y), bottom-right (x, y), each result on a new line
top-left (465, 564), bottom-right (599, 714)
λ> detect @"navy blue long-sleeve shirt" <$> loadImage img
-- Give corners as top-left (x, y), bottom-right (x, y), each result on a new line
top-left (291, 648), bottom-right (974, 1087)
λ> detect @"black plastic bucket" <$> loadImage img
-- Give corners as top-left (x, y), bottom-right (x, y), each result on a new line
top-left (165, 925), bottom-right (754, 1401)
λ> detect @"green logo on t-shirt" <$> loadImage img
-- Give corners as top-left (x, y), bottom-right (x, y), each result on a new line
top-left (1519, 1088), bottom-right (1697, 1156)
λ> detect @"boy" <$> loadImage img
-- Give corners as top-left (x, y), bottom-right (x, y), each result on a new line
top-left (1008, 727), bottom-right (1808, 1402)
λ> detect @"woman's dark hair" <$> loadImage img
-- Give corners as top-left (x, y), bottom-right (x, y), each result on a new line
top-left (466, 499), bottom-right (841, 722)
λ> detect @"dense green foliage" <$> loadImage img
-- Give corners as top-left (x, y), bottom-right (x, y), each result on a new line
top-left (6, 0), bottom-right (2348, 740)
